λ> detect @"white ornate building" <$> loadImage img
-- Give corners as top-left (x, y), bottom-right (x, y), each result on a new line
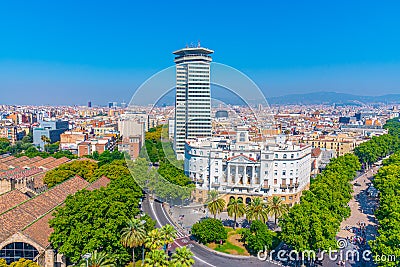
top-left (184, 127), bottom-right (312, 205)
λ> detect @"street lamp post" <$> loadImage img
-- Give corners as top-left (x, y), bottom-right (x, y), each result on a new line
top-left (82, 253), bottom-right (92, 267)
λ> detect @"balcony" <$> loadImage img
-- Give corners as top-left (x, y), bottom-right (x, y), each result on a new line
top-left (262, 184), bottom-right (270, 190)
top-left (211, 182), bottom-right (220, 187)
top-left (295, 182), bottom-right (300, 188)
top-left (280, 184), bottom-right (288, 189)
top-left (288, 184), bottom-right (295, 189)
top-left (195, 179), bottom-right (204, 184)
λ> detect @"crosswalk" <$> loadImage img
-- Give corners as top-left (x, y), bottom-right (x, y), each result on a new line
top-left (176, 231), bottom-right (188, 239)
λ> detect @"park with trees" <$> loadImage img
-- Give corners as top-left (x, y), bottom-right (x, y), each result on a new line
top-left (0, 134), bottom-right (76, 159)
top-left (48, 149), bottom-right (195, 266)
top-left (368, 119), bottom-right (400, 266)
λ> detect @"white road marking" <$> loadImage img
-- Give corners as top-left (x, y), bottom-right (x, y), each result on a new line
top-left (150, 200), bottom-right (216, 267)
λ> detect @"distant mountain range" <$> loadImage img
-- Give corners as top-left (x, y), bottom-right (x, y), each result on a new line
top-left (153, 91), bottom-right (400, 107)
top-left (266, 92), bottom-right (400, 105)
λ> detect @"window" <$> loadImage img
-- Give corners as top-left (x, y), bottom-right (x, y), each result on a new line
top-left (282, 171), bottom-right (286, 176)
top-left (291, 154), bottom-right (294, 159)
top-left (274, 162), bottom-right (278, 167)
top-left (283, 154), bottom-right (287, 159)
top-left (275, 154), bottom-right (278, 159)
top-left (274, 179), bottom-right (277, 184)
top-left (0, 242), bottom-right (39, 264)
top-left (274, 171), bottom-right (278, 175)
top-left (239, 132), bottom-right (246, 142)
top-left (265, 155), bottom-right (269, 159)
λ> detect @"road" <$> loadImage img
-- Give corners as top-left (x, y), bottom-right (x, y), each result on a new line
top-left (142, 196), bottom-right (278, 267)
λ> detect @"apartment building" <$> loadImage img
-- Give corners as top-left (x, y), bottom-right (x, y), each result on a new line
top-left (184, 127), bottom-right (312, 206)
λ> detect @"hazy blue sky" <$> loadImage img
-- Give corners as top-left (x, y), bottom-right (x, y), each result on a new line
top-left (0, 0), bottom-right (399, 105)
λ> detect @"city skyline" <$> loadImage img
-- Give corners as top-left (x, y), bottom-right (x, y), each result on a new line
top-left (1, 1), bottom-right (400, 105)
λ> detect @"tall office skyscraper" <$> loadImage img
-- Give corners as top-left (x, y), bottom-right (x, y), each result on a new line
top-left (173, 45), bottom-right (213, 159)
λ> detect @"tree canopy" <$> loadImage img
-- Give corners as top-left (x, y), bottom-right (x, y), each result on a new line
top-left (43, 160), bottom-right (98, 187)
top-left (49, 173), bottom-right (154, 266)
top-left (279, 154), bottom-right (360, 252)
top-left (240, 220), bottom-right (278, 255)
top-left (370, 152), bottom-right (400, 266)
top-left (191, 218), bottom-right (227, 244)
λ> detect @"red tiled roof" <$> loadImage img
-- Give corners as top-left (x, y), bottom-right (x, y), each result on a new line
top-left (311, 147), bottom-right (322, 158)
top-left (0, 175), bottom-right (89, 242)
top-left (0, 190), bottom-right (30, 214)
top-left (226, 154), bottom-right (257, 162)
top-left (0, 175), bottom-right (112, 248)
top-left (22, 212), bottom-right (54, 248)
top-left (86, 176), bottom-right (111, 191)
top-left (0, 156), bottom-right (16, 164)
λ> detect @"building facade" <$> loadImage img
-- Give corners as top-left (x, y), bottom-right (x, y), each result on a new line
top-left (173, 45), bottom-right (213, 159)
top-left (33, 120), bottom-right (69, 150)
top-left (184, 128), bottom-right (312, 206)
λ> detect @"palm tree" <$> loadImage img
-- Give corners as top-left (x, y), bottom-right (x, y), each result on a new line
top-left (144, 229), bottom-right (164, 250)
top-left (227, 197), bottom-right (245, 229)
top-left (78, 251), bottom-right (115, 267)
top-left (41, 135), bottom-right (51, 152)
top-left (160, 224), bottom-right (177, 251)
top-left (121, 218), bottom-right (147, 266)
top-left (171, 246), bottom-right (195, 267)
top-left (206, 190), bottom-right (226, 219)
top-left (267, 196), bottom-right (289, 226)
top-left (144, 250), bottom-right (169, 267)
top-left (246, 197), bottom-right (269, 223)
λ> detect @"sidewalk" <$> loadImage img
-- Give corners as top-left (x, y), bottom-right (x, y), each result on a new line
top-left (335, 167), bottom-right (379, 267)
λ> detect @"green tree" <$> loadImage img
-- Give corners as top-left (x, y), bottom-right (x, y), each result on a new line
top-left (121, 218), bottom-right (147, 266)
top-left (227, 198), bottom-right (245, 229)
top-left (93, 159), bottom-right (130, 180)
top-left (370, 152), bottom-right (400, 266)
top-left (144, 250), bottom-right (168, 267)
top-left (40, 135), bottom-right (51, 152)
top-left (49, 174), bottom-right (150, 265)
top-left (240, 220), bottom-right (277, 255)
top-left (267, 196), bottom-right (289, 226)
top-left (44, 160), bottom-right (98, 187)
top-left (191, 218), bottom-right (227, 244)
top-left (246, 197), bottom-right (269, 223)
top-left (171, 246), bottom-right (195, 267)
top-left (78, 251), bottom-right (115, 267)
top-left (206, 190), bottom-right (226, 219)
top-left (8, 258), bottom-right (40, 267)
top-left (160, 224), bottom-right (177, 250)
top-left (279, 154), bottom-right (360, 253)
top-left (144, 229), bottom-right (164, 250)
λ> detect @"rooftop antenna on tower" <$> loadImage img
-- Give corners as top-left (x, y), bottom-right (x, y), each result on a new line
top-left (197, 40), bottom-right (201, 47)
